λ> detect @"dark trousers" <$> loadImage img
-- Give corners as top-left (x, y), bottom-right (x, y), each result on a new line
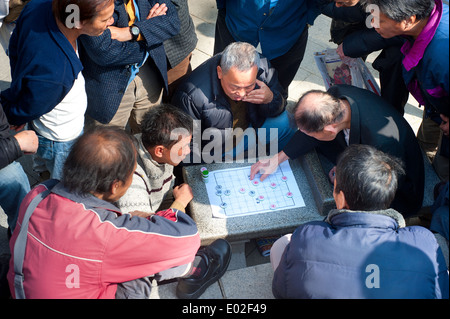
top-left (373, 45), bottom-right (409, 115)
top-left (214, 8), bottom-right (308, 98)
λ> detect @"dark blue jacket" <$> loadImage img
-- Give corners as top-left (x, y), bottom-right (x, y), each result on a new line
top-left (273, 209), bottom-right (449, 299)
top-left (316, 0), bottom-right (404, 58)
top-left (217, 0), bottom-right (319, 60)
top-left (401, 0), bottom-right (449, 119)
top-left (78, 0), bottom-right (179, 124)
top-left (0, 0), bottom-right (83, 126)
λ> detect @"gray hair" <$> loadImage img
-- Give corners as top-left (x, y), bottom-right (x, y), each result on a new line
top-left (219, 42), bottom-right (260, 74)
top-left (360, 0), bottom-right (435, 22)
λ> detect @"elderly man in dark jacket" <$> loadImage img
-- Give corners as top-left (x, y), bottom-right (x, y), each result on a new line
top-left (251, 84), bottom-right (425, 217)
top-left (271, 144), bottom-right (449, 299)
top-left (172, 42), bottom-right (296, 163)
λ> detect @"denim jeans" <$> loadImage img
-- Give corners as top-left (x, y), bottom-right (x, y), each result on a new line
top-left (0, 161), bottom-right (30, 231)
top-left (33, 133), bottom-right (79, 180)
top-left (260, 110), bottom-right (297, 151)
top-left (224, 110), bottom-right (297, 161)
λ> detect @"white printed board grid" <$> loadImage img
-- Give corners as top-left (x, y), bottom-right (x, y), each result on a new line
top-left (205, 161), bottom-right (305, 218)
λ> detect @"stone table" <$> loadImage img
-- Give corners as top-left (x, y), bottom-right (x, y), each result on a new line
top-left (182, 150), bottom-right (335, 248)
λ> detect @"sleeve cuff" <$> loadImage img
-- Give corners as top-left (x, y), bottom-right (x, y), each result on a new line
top-left (170, 200), bottom-right (186, 213)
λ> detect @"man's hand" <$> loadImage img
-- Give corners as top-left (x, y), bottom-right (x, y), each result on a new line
top-left (440, 114), bottom-right (449, 137)
top-left (147, 3), bottom-right (167, 19)
top-left (108, 26), bottom-right (132, 42)
top-left (250, 151), bottom-right (289, 182)
top-left (10, 124), bottom-right (26, 131)
top-left (336, 43), bottom-right (347, 60)
top-left (173, 183), bottom-right (194, 208)
top-left (14, 130), bottom-right (38, 154)
top-left (108, 3), bottom-right (168, 42)
top-left (243, 79), bottom-right (274, 104)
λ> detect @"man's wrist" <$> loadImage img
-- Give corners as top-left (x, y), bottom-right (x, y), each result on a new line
top-left (278, 150), bottom-right (289, 164)
top-left (129, 24), bottom-right (140, 41)
top-left (170, 200), bottom-right (187, 212)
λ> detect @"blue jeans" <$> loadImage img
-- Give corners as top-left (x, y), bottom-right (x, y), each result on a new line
top-left (33, 133), bottom-right (79, 180)
top-left (260, 110), bottom-right (297, 151)
top-left (0, 161), bottom-right (30, 231)
top-left (224, 110), bottom-right (297, 161)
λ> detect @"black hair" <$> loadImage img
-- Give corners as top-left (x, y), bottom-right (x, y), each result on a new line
top-left (361, 0), bottom-right (435, 22)
top-left (52, 0), bottom-right (113, 24)
top-left (140, 104), bottom-right (194, 149)
top-left (335, 144), bottom-right (405, 211)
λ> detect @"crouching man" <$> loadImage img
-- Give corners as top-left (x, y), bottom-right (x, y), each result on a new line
top-left (8, 126), bottom-right (231, 299)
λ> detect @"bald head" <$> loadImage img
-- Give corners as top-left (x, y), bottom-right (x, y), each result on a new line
top-left (62, 126), bottom-right (137, 196)
top-left (292, 90), bottom-right (346, 133)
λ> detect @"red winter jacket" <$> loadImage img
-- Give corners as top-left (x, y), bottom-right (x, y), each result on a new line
top-left (8, 181), bottom-right (200, 299)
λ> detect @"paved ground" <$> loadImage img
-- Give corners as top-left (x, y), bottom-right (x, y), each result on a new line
top-left (0, 0), bottom-right (428, 300)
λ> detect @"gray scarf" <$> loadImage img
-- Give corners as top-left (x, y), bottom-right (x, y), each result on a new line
top-left (325, 208), bottom-right (406, 228)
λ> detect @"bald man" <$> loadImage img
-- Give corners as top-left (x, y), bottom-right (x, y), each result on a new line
top-left (250, 84), bottom-right (425, 217)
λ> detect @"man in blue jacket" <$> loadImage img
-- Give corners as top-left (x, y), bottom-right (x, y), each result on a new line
top-left (79, 0), bottom-right (180, 134)
top-left (214, 0), bottom-right (319, 97)
top-left (363, 0), bottom-right (449, 181)
top-left (271, 144), bottom-right (449, 299)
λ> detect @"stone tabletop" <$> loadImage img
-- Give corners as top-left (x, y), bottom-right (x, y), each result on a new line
top-left (182, 151), bottom-right (334, 245)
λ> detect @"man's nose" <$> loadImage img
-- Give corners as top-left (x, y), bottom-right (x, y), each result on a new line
top-left (237, 88), bottom-right (247, 97)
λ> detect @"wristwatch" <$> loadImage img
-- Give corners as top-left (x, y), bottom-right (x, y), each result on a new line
top-left (129, 25), bottom-right (140, 41)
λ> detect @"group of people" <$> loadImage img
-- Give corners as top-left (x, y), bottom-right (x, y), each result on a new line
top-left (0, 0), bottom-right (448, 299)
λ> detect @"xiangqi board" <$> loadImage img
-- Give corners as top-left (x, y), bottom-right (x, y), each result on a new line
top-left (204, 161), bottom-right (305, 218)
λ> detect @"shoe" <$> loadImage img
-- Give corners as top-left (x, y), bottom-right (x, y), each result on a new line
top-left (176, 239), bottom-right (231, 299)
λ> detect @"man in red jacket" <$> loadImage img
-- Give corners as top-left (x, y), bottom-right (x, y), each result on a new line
top-left (8, 126), bottom-right (231, 299)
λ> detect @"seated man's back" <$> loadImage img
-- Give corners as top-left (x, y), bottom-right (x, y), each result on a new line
top-left (272, 144), bottom-right (449, 299)
top-left (274, 210), bottom-right (448, 298)
top-left (7, 127), bottom-right (200, 299)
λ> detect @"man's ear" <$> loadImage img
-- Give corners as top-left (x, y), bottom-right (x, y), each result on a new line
top-left (333, 179), bottom-right (349, 210)
top-left (153, 145), bottom-right (165, 158)
top-left (217, 65), bottom-right (223, 80)
top-left (403, 15), bottom-right (417, 31)
top-left (334, 189), bottom-right (349, 210)
top-left (110, 180), bottom-right (121, 197)
top-left (324, 123), bottom-right (339, 135)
